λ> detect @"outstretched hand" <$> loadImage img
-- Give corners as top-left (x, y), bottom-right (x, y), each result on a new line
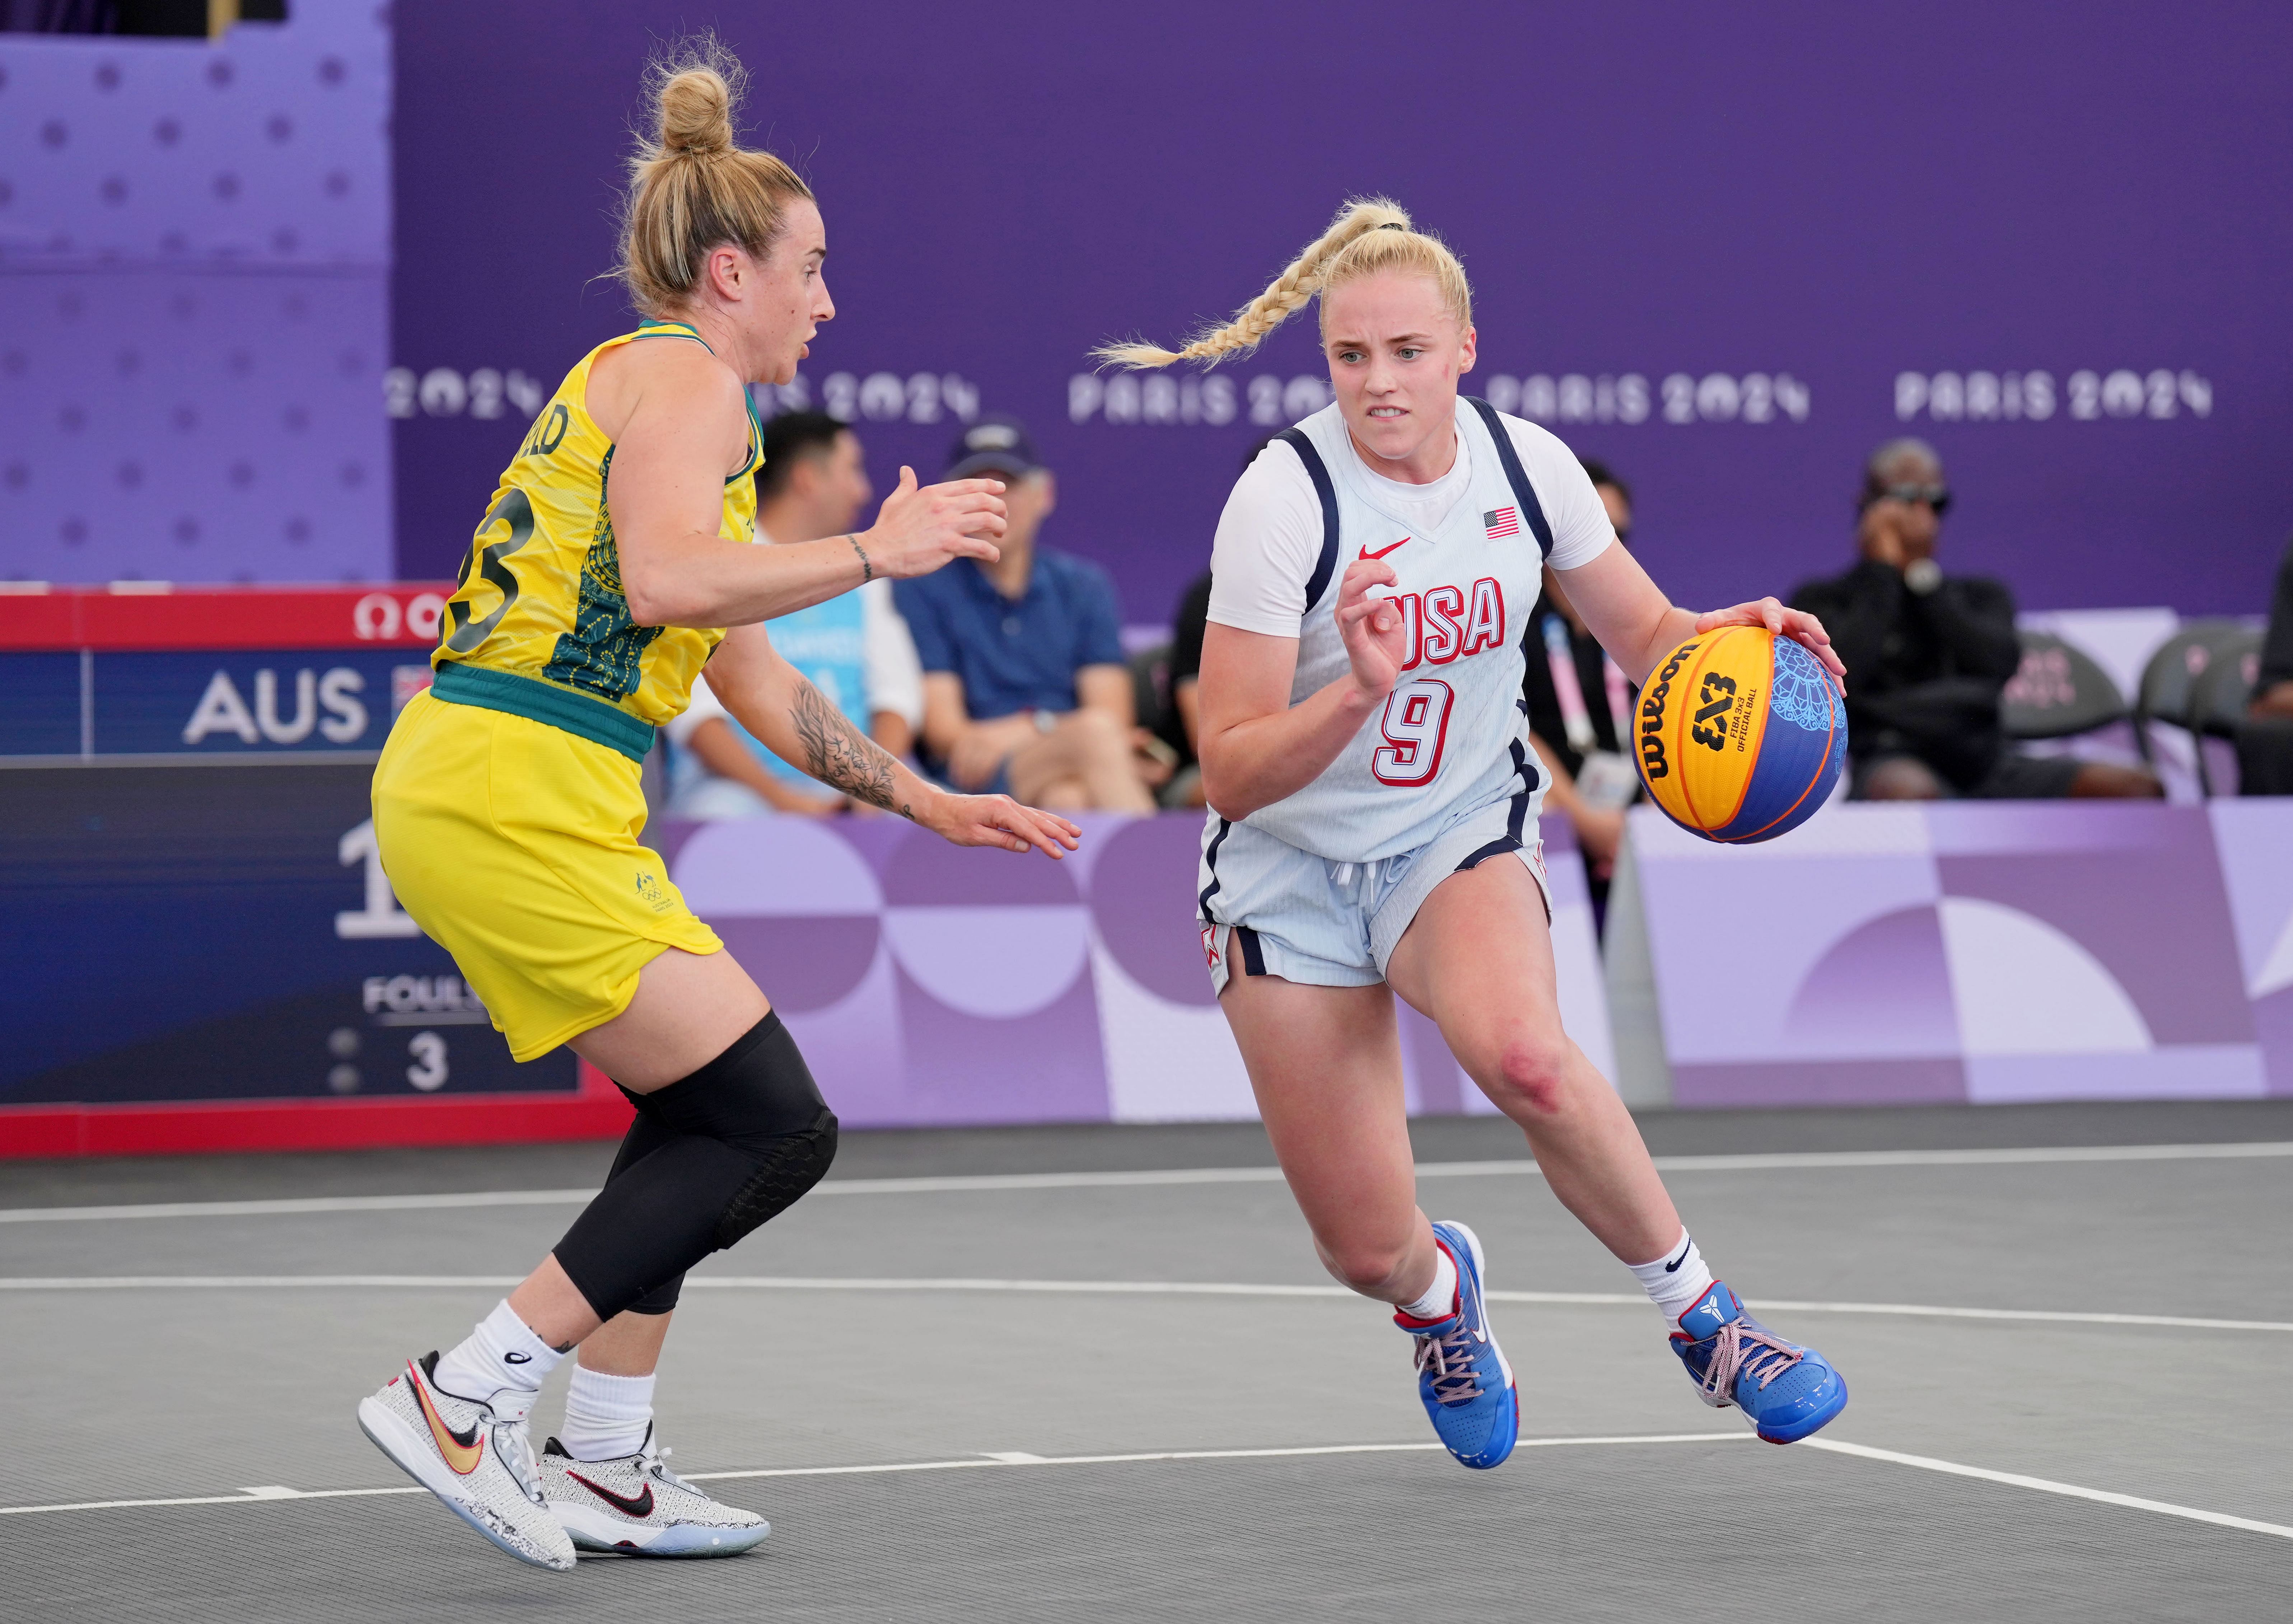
top-left (1334, 558), bottom-right (1409, 701)
top-left (861, 466), bottom-right (1008, 580)
top-left (927, 792), bottom-right (1083, 860)
top-left (1696, 597), bottom-right (1847, 685)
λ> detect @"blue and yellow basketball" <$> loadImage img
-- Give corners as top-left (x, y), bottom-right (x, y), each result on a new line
top-left (1633, 626), bottom-right (1847, 843)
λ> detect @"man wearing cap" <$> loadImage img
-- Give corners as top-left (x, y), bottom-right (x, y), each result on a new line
top-left (893, 417), bottom-right (1158, 812)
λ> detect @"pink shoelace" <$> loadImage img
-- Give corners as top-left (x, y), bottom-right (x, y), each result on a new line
top-left (1410, 1324), bottom-right (1484, 1406)
top-left (1694, 1319), bottom-right (1805, 1406)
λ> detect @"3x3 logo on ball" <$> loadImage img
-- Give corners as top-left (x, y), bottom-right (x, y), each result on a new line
top-left (1691, 672), bottom-right (1748, 753)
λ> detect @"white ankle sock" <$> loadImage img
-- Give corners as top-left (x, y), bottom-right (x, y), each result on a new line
top-left (1396, 1244), bottom-right (1460, 1322)
top-left (560, 1366), bottom-right (657, 1462)
top-left (1627, 1230), bottom-right (1715, 1325)
top-left (431, 1299), bottom-right (564, 1402)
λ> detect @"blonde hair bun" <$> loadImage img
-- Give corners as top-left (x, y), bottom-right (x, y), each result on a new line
top-left (658, 65), bottom-right (735, 156)
top-left (618, 37), bottom-right (814, 315)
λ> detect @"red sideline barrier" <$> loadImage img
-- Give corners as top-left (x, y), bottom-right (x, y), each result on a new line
top-left (0, 582), bottom-right (457, 651)
top-left (0, 1064), bottom-right (633, 1161)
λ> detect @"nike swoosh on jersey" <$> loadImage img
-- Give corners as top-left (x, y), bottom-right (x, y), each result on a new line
top-left (1358, 537), bottom-right (1411, 561)
top-left (566, 1471), bottom-right (655, 1519)
top-left (411, 1363), bottom-right (486, 1475)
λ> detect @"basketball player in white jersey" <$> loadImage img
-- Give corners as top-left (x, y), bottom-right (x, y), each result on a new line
top-left (1099, 200), bottom-right (1851, 1466)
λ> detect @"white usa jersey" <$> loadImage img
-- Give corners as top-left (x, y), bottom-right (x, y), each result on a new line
top-left (1217, 398), bottom-right (1599, 864)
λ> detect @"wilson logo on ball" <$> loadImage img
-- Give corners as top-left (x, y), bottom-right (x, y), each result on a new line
top-left (1635, 639), bottom-right (1698, 781)
top-left (1634, 627), bottom-right (1845, 843)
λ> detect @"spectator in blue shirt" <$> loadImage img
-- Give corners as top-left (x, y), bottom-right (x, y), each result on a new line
top-left (895, 417), bottom-right (1158, 812)
top-left (666, 412), bottom-right (925, 817)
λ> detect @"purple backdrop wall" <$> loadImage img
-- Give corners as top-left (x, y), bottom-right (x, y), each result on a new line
top-left (0, 8), bottom-right (393, 585)
top-left (389, 0), bottom-right (2293, 626)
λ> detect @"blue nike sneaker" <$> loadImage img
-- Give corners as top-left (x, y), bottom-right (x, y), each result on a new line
top-left (1393, 1221), bottom-right (1518, 1470)
top-left (1668, 1282), bottom-right (1847, 1443)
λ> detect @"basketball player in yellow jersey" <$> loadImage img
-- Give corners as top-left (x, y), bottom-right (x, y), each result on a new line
top-left (356, 45), bottom-right (1079, 1571)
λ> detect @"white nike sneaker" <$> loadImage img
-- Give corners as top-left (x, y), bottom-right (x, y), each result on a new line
top-left (540, 1427), bottom-right (769, 1557)
top-left (356, 1352), bottom-right (576, 1572)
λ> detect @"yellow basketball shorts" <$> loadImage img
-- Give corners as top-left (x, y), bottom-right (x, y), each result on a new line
top-left (371, 687), bottom-right (721, 1062)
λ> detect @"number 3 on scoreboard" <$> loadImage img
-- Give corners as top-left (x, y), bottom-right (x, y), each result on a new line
top-left (1372, 678), bottom-right (1455, 787)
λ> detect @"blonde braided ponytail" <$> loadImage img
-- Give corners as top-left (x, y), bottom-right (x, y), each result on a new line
top-left (1094, 197), bottom-right (1428, 370)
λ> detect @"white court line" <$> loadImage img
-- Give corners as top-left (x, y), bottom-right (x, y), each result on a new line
top-left (3, 1139), bottom-right (2288, 1225)
top-left (1802, 1439), bottom-right (2293, 1542)
top-left (0, 1485), bottom-right (426, 1515)
top-left (0, 1434), bottom-right (1742, 1516)
top-left (0, 1273), bottom-right (2285, 1334)
top-left (8, 1434), bottom-right (2290, 1547)
top-left (686, 1433), bottom-right (1743, 1483)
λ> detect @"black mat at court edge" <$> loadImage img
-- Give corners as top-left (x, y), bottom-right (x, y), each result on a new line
top-left (6, 1448), bottom-right (2282, 1624)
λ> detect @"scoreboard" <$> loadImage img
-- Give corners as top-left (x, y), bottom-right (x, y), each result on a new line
top-left (0, 583), bottom-right (450, 761)
top-left (0, 584), bottom-right (615, 1157)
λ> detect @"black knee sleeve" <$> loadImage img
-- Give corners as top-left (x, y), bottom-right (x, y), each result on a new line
top-left (552, 1011), bottom-right (839, 1321)
top-left (598, 1111), bottom-right (688, 1315)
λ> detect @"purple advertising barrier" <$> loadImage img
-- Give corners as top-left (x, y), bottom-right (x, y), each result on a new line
top-left (1633, 801), bottom-right (2267, 1108)
top-left (666, 810), bottom-right (1614, 1129)
top-left (388, 3), bottom-right (2293, 624)
top-left (2206, 801), bottom-right (2293, 1096)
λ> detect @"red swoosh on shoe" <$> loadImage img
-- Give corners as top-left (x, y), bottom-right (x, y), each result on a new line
top-left (566, 1471), bottom-right (655, 1519)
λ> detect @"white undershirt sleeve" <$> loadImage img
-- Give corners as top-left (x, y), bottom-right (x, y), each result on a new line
top-left (1206, 440), bottom-right (1327, 638)
top-left (860, 577), bottom-right (925, 730)
top-left (666, 665), bottom-right (732, 749)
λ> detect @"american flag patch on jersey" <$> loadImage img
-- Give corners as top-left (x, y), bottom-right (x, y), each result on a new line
top-left (1483, 506), bottom-right (1521, 539)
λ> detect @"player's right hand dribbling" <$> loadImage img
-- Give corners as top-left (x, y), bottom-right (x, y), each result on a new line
top-left (860, 466), bottom-right (1008, 578)
top-left (1335, 558), bottom-right (1409, 703)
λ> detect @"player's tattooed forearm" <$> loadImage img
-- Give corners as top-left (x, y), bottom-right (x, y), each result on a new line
top-left (790, 678), bottom-right (912, 818)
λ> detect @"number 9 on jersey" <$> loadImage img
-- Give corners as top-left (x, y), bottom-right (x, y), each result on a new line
top-left (1372, 678), bottom-right (1455, 787)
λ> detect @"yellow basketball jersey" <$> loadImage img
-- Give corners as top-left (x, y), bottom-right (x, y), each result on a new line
top-left (428, 321), bottom-right (761, 758)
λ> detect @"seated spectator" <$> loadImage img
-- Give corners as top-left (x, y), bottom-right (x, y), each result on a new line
top-left (1525, 459), bottom-right (1640, 904)
top-left (896, 417), bottom-right (1159, 813)
top-left (1790, 439), bottom-right (2160, 800)
top-left (1157, 568), bottom-right (1213, 807)
top-left (1157, 435), bottom-right (1284, 809)
top-left (665, 411), bottom-right (924, 818)
top-left (2239, 534), bottom-right (2293, 796)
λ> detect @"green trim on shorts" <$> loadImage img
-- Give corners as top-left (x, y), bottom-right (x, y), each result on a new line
top-left (430, 661), bottom-right (656, 764)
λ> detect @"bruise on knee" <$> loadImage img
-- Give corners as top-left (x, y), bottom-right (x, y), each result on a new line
top-left (1485, 1034), bottom-right (1575, 1119)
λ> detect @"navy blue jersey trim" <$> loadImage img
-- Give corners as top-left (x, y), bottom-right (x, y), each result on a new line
top-left (1463, 397), bottom-right (1556, 561)
top-left (1456, 741), bottom-right (1537, 877)
top-left (1198, 816), bottom-right (1233, 925)
top-left (1232, 924), bottom-right (1268, 978)
top-left (1457, 837), bottom-right (1519, 871)
top-left (1454, 836), bottom-right (1552, 923)
top-left (1277, 428), bottom-right (1344, 613)
top-left (1506, 739), bottom-right (1533, 840)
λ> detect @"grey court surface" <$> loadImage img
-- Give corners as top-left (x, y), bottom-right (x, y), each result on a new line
top-left (3, 1099), bottom-right (2289, 1622)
